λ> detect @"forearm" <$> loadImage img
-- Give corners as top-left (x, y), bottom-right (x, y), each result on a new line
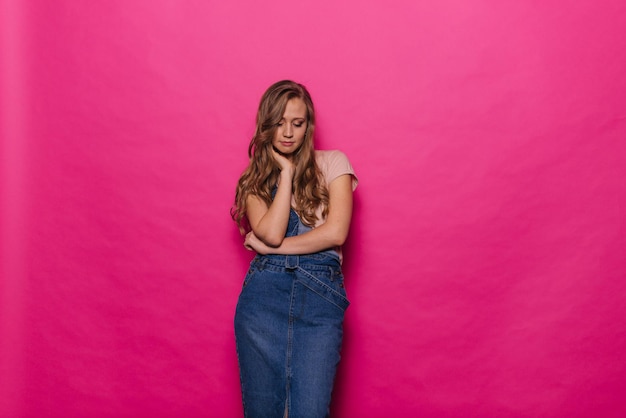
top-left (266, 174), bottom-right (353, 254)
top-left (244, 174), bottom-right (354, 256)
top-left (249, 170), bottom-right (293, 246)
top-left (265, 221), bottom-right (349, 255)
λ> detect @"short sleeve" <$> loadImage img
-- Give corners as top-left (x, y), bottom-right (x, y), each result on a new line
top-left (317, 150), bottom-right (358, 191)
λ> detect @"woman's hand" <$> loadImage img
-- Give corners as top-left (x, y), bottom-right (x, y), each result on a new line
top-left (271, 147), bottom-right (294, 174)
top-left (244, 231), bottom-right (272, 255)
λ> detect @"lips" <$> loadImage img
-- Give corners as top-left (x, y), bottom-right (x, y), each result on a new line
top-left (280, 141), bottom-right (295, 147)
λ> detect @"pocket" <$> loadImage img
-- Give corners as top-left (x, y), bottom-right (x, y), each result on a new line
top-left (299, 270), bottom-right (350, 311)
top-left (241, 264), bottom-right (258, 288)
top-left (334, 272), bottom-right (347, 297)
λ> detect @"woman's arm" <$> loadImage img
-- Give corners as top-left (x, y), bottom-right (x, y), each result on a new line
top-left (246, 150), bottom-right (294, 247)
top-left (245, 174), bottom-right (353, 254)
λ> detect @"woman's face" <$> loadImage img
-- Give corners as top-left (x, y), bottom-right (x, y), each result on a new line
top-left (272, 98), bottom-right (308, 159)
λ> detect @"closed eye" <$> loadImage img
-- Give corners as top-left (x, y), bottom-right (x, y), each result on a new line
top-left (276, 119), bottom-right (306, 127)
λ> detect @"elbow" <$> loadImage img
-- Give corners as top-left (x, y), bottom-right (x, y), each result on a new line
top-left (264, 237), bottom-right (283, 248)
top-left (257, 232), bottom-right (284, 248)
top-left (250, 225), bottom-right (285, 248)
top-left (325, 222), bottom-right (350, 248)
top-left (330, 230), bottom-right (349, 247)
top-left (334, 237), bottom-right (347, 247)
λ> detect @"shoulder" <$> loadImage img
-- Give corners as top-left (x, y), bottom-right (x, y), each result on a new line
top-left (315, 149), bottom-right (358, 190)
top-left (315, 149), bottom-right (351, 166)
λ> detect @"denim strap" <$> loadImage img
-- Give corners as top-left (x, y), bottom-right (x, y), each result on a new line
top-left (285, 255), bottom-right (299, 270)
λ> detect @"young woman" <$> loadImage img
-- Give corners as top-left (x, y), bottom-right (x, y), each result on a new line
top-left (232, 80), bottom-right (357, 418)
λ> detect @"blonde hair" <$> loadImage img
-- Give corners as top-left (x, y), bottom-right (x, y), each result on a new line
top-left (231, 80), bottom-right (329, 234)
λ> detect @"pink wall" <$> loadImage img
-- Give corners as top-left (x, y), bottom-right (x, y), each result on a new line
top-left (2, 1), bottom-right (625, 417)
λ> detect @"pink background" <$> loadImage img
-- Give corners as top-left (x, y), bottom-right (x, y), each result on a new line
top-left (2, 1), bottom-right (625, 417)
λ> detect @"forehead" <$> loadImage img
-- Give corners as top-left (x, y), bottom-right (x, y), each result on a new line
top-left (282, 98), bottom-right (307, 119)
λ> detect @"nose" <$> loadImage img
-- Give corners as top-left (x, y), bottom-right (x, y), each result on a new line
top-left (283, 123), bottom-right (293, 138)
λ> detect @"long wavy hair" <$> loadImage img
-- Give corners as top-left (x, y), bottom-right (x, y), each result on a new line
top-left (231, 80), bottom-right (329, 235)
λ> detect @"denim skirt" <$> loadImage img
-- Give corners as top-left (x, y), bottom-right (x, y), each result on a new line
top-left (234, 249), bottom-right (349, 418)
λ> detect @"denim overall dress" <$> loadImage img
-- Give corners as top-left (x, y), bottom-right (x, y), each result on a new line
top-left (234, 201), bottom-right (350, 418)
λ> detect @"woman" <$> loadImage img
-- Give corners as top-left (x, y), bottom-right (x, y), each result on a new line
top-left (232, 80), bottom-right (357, 418)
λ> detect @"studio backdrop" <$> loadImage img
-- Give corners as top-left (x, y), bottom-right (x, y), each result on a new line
top-left (1, 1), bottom-right (625, 417)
